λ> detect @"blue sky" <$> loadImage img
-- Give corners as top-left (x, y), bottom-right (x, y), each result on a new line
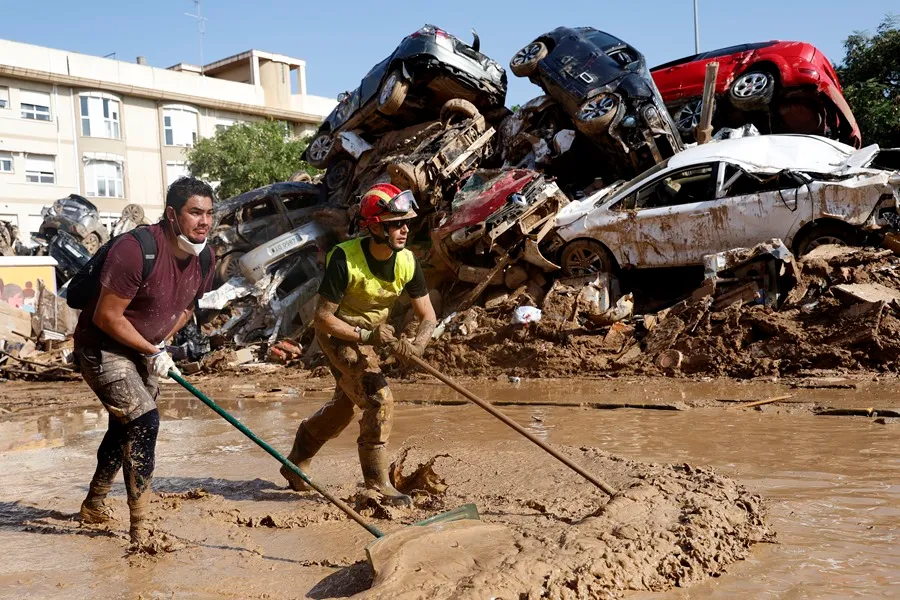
top-left (1, 1), bottom-right (895, 105)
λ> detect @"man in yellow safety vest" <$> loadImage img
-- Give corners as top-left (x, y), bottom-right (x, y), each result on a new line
top-left (281, 183), bottom-right (437, 506)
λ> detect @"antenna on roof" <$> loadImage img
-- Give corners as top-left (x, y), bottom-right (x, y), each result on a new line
top-left (184, 0), bottom-right (208, 75)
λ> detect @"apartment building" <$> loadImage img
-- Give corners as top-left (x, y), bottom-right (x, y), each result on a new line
top-left (0, 39), bottom-right (336, 243)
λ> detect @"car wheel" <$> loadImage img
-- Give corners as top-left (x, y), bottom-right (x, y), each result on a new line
top-left (560, 240), bottom-right (615, 277)
top-left (510, 41), bottom-right (548, 78)
top-left (83, 232), bottom-right (102, 255)
top-left (674, 99), bottom-right (703, 137)
top-left (575, 95), bottom-right (620, 137)
top-left (306, 132), bottom-right (334, 169)
top-left (216, 251), bottom-right (246, 286)
top-left (794, 223), bottom-right (859, 256)
top-left (728, 70), bottom-right (776, 112)
top-left (388, 161), bottom-right (426, 198)
top-left (377, 71), bottom-right (408, 116)
top-left (440, 98), bottom-right (481, 128)
top-left (325, 158), bottom-right (355, 191)
top-left (121, 203), bottom-right (145, 224)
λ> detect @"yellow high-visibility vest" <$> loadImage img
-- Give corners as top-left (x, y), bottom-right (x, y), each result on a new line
top-left (330, 237), bottom-right (415, 329)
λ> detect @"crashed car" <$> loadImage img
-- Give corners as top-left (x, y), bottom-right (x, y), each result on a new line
top-left (48, 229), bottom-right (92, 283)
top-left (33, 194), bottom-right (109, 254)
top-left (549, 134), bottom-right (900, 276)
top-left (431, 169), bottom-right (569, 288)
top-left (305, 24), bottom-right (507, 172)
top-left (510, 26), bottom-right (682, 180)
top-left (386, 99), bottom-right (497, 210)
top-left (210, 182), bottom-right (325, 284)
top-left (651, 41), bottom-right (862, 147)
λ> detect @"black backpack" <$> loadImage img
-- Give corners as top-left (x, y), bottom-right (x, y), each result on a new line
top-left (65, 226), bottom-right (212, 310)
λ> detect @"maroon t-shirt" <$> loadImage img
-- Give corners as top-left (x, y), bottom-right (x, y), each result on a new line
top-left (75, 223), bottom-right (215, 347)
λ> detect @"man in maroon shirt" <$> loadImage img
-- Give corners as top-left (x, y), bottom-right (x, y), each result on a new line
top-left (74, 177), bottom-right (215, 547)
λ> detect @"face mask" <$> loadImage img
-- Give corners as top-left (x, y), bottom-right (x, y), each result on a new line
top-left (169, 209), bottom-right (208, 257)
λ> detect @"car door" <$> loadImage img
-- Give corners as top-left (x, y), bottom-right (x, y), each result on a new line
top-left (711, 162), bottom-right (813, 250)
top-left (359, 55), bottom-right (392, 106)
top-left (609, 163), bottom-right (721, 267)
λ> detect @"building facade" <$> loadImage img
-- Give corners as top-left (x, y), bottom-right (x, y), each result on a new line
top-left (0, 40), bottom-right (335, 242)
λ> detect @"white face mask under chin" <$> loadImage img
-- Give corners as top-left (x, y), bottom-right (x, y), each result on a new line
top-left (171, 215), bottom-right (207, 257)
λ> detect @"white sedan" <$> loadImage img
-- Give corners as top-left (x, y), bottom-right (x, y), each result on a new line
top-left (551, 134), bottom-right (900, 275)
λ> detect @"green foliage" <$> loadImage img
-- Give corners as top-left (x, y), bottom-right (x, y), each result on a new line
top-left (186, 120), bottom-right (319, 200)
top-left (837, 15), bottom-right (900, 148)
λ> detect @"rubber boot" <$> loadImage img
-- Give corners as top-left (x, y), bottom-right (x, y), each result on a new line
top-left (358, 445), bottom-right (412, 507)
top-left (79, 481), bottom-right (115, 524)
top-left (128, 490), bottom-right (151, 546)
top-left (280, 425), bottom-right (323, 492)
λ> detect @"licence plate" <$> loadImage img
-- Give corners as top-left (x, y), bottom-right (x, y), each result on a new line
top-left (267, 235), bottom-right (300, 256)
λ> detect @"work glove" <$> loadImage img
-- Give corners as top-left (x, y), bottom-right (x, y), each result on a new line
top-left (361, 323), bottom-right (396, 347)
top-left (143, 349), bottom-right (180, 379)
top-left (392, 336), bottom-right (425, 362)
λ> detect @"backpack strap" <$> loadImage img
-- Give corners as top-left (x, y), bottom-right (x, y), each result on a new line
top-left (130, 226), bottom-right (158, 282)
top-left (199, 245), bottom-right (212, 280)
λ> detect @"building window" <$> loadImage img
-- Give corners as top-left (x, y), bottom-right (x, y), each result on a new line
top-left (85, 160), bottom-right (124, 198)
top-left (80, 94), bottom-right (121, 138)
top-left (165, 161), bottom-right (189, 187)
top-left (163, 105), bottom-right (199, 147)
top-left (0, 87), bottom-right (8, 109)
top-left (0, 152), bottom-right (12, 173)
top-left (21, 90), bottom-right (51, 121)
top-left (25, 155), bottom-right (55, 183)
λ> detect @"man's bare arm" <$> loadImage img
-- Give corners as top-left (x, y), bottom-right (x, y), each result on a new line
top-left (164, 308), bottom-right (194, 342)
top-left (410, 294), bottom-right (437, 348)
top-left (92, 286), bottom-right (159, 355)
top-left (313, 296), bottom-right (362, 342)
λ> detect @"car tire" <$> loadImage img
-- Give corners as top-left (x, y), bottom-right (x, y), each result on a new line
top-left (440, 98), bottom-right (481, 128)
top-left (728, 69), bottom-right (776, 112)
top-left (794, 222), bottom-right (859, 256)
top-left (575, 95), bottom-right (620, 137)
top-left (560, 239), bottom-right (615, 277)
top-left (83, 232), bottom-right (102, 255)
top-left (121, 203), bottom-right (145, 224)
top-left (215, 251), bottom-right (246, 286)
top-left (388, 161), bottom-right (426, 198)
top-left (325, 158), bottom-right (355, 191)
top-left (306, 132), bottom-right (335, 169)
top-left (377, 71), bottom-right (408, 116)
top-left (674, 99), bottom-right (703, 139)
top-left (510, 41), bottom-right (548, 78)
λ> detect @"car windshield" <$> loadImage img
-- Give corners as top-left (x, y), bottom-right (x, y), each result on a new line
top-left (451, 170), bottom-right (506, 212)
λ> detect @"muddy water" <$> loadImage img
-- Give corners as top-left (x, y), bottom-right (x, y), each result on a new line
top-left (1, 377), bottom-right (897, 599)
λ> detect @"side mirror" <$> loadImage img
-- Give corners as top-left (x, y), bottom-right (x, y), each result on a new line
top-left (471, 29), bottom-right (481, 53)
top-left (337, 91), bottom-right (349, 102)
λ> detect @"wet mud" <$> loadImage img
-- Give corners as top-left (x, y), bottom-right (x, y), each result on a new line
top-left (1, 376), bottom-right (898, 598)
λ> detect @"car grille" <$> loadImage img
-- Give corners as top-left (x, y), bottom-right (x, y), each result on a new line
top-left (485, 175), bottom-right (544, 228)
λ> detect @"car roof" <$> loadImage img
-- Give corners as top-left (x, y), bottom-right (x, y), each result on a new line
top-left (667, 134), bottom-right (858, 174)
top-left (651, 40), bottom-right (783, 71)
top-left (215, 181), bottom-right (320, 215)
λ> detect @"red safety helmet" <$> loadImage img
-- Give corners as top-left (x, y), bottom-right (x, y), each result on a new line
top-left (358, 183), bottom-right (418, 228)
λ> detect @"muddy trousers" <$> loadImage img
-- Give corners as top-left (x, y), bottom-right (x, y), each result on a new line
top-left (87, 409), bottom-right (160, 510)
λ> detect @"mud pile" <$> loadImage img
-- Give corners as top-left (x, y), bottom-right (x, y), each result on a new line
top-left (423, 246), bottom-right (900, 379)
top-left (351, 442), bottom-right (772, 599)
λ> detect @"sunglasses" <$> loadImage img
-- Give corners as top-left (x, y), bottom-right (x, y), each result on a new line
top-left (384, 219), bottom-right (412, 230)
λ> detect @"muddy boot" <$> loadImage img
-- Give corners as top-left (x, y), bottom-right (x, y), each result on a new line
top-left (280, 425), bottom-right (323, 492)
top-left (358, 445), bottom-right (412, 507)
top-left (79, 481), bottom-right (115, 524)
top-left (128, 490), bottom-right (151, 547)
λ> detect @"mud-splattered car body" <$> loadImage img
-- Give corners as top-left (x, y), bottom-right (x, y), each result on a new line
top-left (210, 182), bottom-right (325, 284)
top-left (550, 135), bottom-right (900, 275)
top-left (304, 24), bottom-right (507, 170)
top-left (34, 194), bottom-right (109, 255)
top-left (431, 169), bottom-right (569, 287)
top-left (651, 41), bottom-right (861, 147)
top-left (510, 26), bottom-right (682, 181)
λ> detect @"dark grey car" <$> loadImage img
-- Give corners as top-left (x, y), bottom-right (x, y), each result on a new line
top-left (510, 26), bottom-right (682, 181)
top-left (305, 24), bottom-right (507, 170)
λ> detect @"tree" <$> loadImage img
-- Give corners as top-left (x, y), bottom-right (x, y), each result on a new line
top-left (187, 120), bottom-right (318, 200)
top-left (837, 15), bottom-right (900, 148)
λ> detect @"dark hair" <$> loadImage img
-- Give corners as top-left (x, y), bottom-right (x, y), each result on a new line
top-left (165, 176), bottom-right (215, 214)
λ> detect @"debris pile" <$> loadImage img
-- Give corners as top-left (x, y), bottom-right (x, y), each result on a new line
top-left (423, 242), bottom-right (900, 379)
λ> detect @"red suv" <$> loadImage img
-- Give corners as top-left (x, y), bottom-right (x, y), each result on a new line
top-left (651, 41), bottom-right (861, 148)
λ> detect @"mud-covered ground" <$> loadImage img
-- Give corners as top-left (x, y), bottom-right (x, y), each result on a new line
top-left (1, 373), bottom-right (898, 598)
